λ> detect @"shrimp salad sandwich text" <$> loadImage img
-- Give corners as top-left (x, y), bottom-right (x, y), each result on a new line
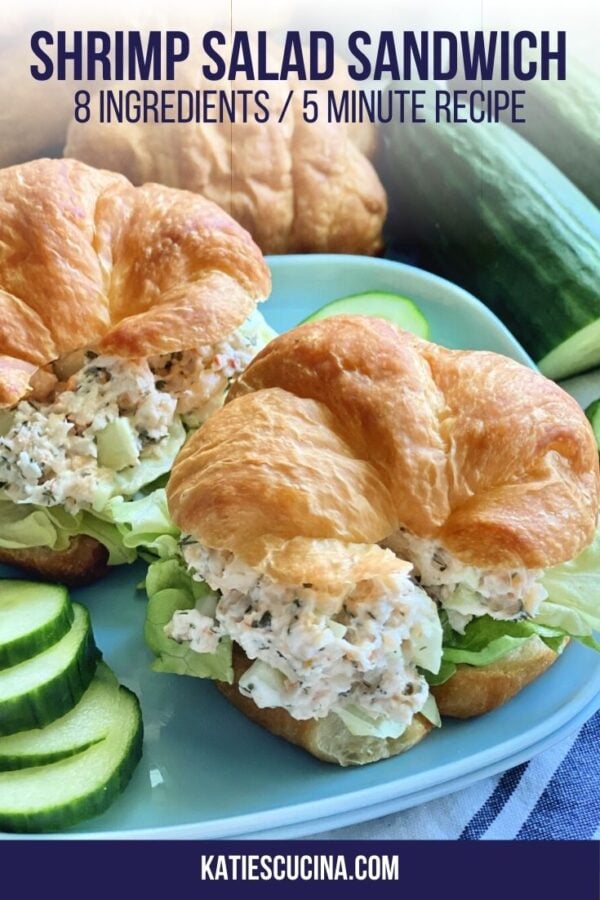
top-left (0, 158), bottom-right (274, 584)
top-left (146, 318), bottom-right (600, 765)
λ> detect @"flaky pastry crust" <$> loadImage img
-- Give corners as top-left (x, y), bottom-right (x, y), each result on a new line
top-left (168, 317), bottom-right (599, 575)
top-left (0, 157), bottom-right (270, 407)
top-left (432, 637), bottom-right (566, 718)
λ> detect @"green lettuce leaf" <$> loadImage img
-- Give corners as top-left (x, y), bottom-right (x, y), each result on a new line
top-left (333, 693), bottom-right (441, 739)
top-left (428, 526), bottom-right (600, 685)
top-left (78, 512), bottom-right (138, 565)
top-left (444, 616), bottom-right (566, 659)
top-left (0, 485), bottom-right (181, 567)
top-left (107, 489), bottom-right (181, 560)
top-left (144, 557), bottom-right (233, 682)
top-left (427, 615), bottom-right (574, 686)
top-left (425, 659), bottom-right (458, 686)
top-left (536, 527), bottom-right (600, 639)
top-left (0, 492), bottom-right (135, 565)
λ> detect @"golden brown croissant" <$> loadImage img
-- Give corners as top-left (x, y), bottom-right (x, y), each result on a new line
top-left (166, 318), bottom-right (598, 739)
top-left (430, 637), bottom-right (569, 719)
top-left (64, 66), bottom-right (386, 256)
top-left (0, 157), bottom-right (271, 585)
top-left (174, 316), bottom-right (598, 572)
top-left (0, 536), bottom-right (109, 587)
top-left (0, 157), bottom-right (270, 408)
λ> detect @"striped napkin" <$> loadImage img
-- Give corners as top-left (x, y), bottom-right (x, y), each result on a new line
top-left (312, 711), bottom-right (600, 840)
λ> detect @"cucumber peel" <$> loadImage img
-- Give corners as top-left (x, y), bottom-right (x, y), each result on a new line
top-left (0, 579), bottom-right (144, 831)
top-left (0, 581), bottom-right (72, 671)
top-left (585, 399), bottom-right (600, 450)
top-left (0, 663), bottom-right (118, 771)
top-left (380, 98), bottom-right (600, 380)
top-left (539, 320), bottom-right (600, 381)
top-left (0, 685), bottom-right (143, 833)
top-left (0, 604), bottom-right (99, 736)
top-left (302, 291), bottom-right (430, 338)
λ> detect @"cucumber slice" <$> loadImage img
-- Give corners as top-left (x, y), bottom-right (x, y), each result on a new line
top-left (0, 605), bottom-right (99, 736)
top-left (0, 581), bottom-right (73, 671)
top-left (302, 291), bottom-right (430, 338)
top-left (96, 418), bottom-right (140, 471)
top-left (0, 685), bottom-right (143, 833)
top-left (585, 399), bottom-right (600, 450)
top-left (0, 663), bottom-right (118, 771)
top-left (539, 319), bottom-right (600, 381)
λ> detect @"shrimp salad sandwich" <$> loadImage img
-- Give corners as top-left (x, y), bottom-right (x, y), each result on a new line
top-left (0, 158), bottom-right (274, 585)
top-left (145, 317), bottom-right (600, 765)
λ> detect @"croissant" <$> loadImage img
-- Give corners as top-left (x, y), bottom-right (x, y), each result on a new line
top-left (0, 157), bottom-right (272, 584)
top-left (0, 157), bottom-right (270, 407)
top-left (164, 318), bottom-right (598, 756)
top-left (64, 65), bottom-right (386, 256)
top-left (177, 317), bottom-right (598, 571)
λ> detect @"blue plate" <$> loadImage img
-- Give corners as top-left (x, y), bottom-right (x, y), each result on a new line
top-left (2, 255), bottom-right (598, 840)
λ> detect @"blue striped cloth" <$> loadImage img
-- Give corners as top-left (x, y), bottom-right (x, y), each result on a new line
top-left (313, 711), bottom-right (600, 840)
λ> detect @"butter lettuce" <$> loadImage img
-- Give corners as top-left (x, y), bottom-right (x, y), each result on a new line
top-left (144, 557), bottom-right (233, 682)
top-left (0, 486), bottom-right (180, 567)
top-left (0, 491), bottom-right (135, 565)
top-left (107, 490), bottom-right (181, 561)
top-left (429, 527), bottom-right (600, 685)
top-left (536, 526), bottom-right (600, 640)
top-left (427, 615), bottom-right (569, 686)
top-left (333, 694), bottom-right (441, 738)
top-left (334, 704), bottom-right (408, 739)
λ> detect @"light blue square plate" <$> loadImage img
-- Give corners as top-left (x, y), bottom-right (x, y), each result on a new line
top-left (2, 255), bottom-right (598, 840)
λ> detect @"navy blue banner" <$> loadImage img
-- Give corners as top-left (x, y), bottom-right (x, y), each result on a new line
top-left (0, 840), bottom-right (597, 899)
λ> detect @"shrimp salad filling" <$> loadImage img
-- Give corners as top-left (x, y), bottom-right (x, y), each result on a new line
top-left (167, 542), bottom-right (443, 732)
top-left (383, 530), bottom-right (548, 633)
top-left (0, 311), bottom-right (274, 515)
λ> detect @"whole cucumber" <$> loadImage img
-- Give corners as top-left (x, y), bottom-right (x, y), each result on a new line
top-left (379, 90), bottom-right (600, 380)
top-left (458, 60), bottom-right (600, 209)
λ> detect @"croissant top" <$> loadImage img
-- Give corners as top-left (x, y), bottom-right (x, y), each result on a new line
top-left (167, 317), bottom-right (599, 581)
top-left (0, 158), bottom-right (270, 407)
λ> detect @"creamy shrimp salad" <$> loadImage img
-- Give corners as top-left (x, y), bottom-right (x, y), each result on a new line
top-left (167, 541), bottom-right (442, 728)
top-left (0, 310), bottom-right (274, 514)
top-left (384, 530), bottom-right (548, 632)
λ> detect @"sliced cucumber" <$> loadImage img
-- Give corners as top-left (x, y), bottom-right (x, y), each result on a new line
top-left (96, 418), bottom-right (140, 471)
top-left (0, 604), bottom-right (99, 736)
top-left (585, 399), bottom-right (600, 451)
top-left (0, 685), bottom-right (143, 833)
top-left (539, 320), bottom-right (600, 381)
top-left (302, 291), bottom-right (430, 338)
top-left (0, 663), bottom-right (118, 771)
top-left (0, 581), bottom-right (73, 671)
